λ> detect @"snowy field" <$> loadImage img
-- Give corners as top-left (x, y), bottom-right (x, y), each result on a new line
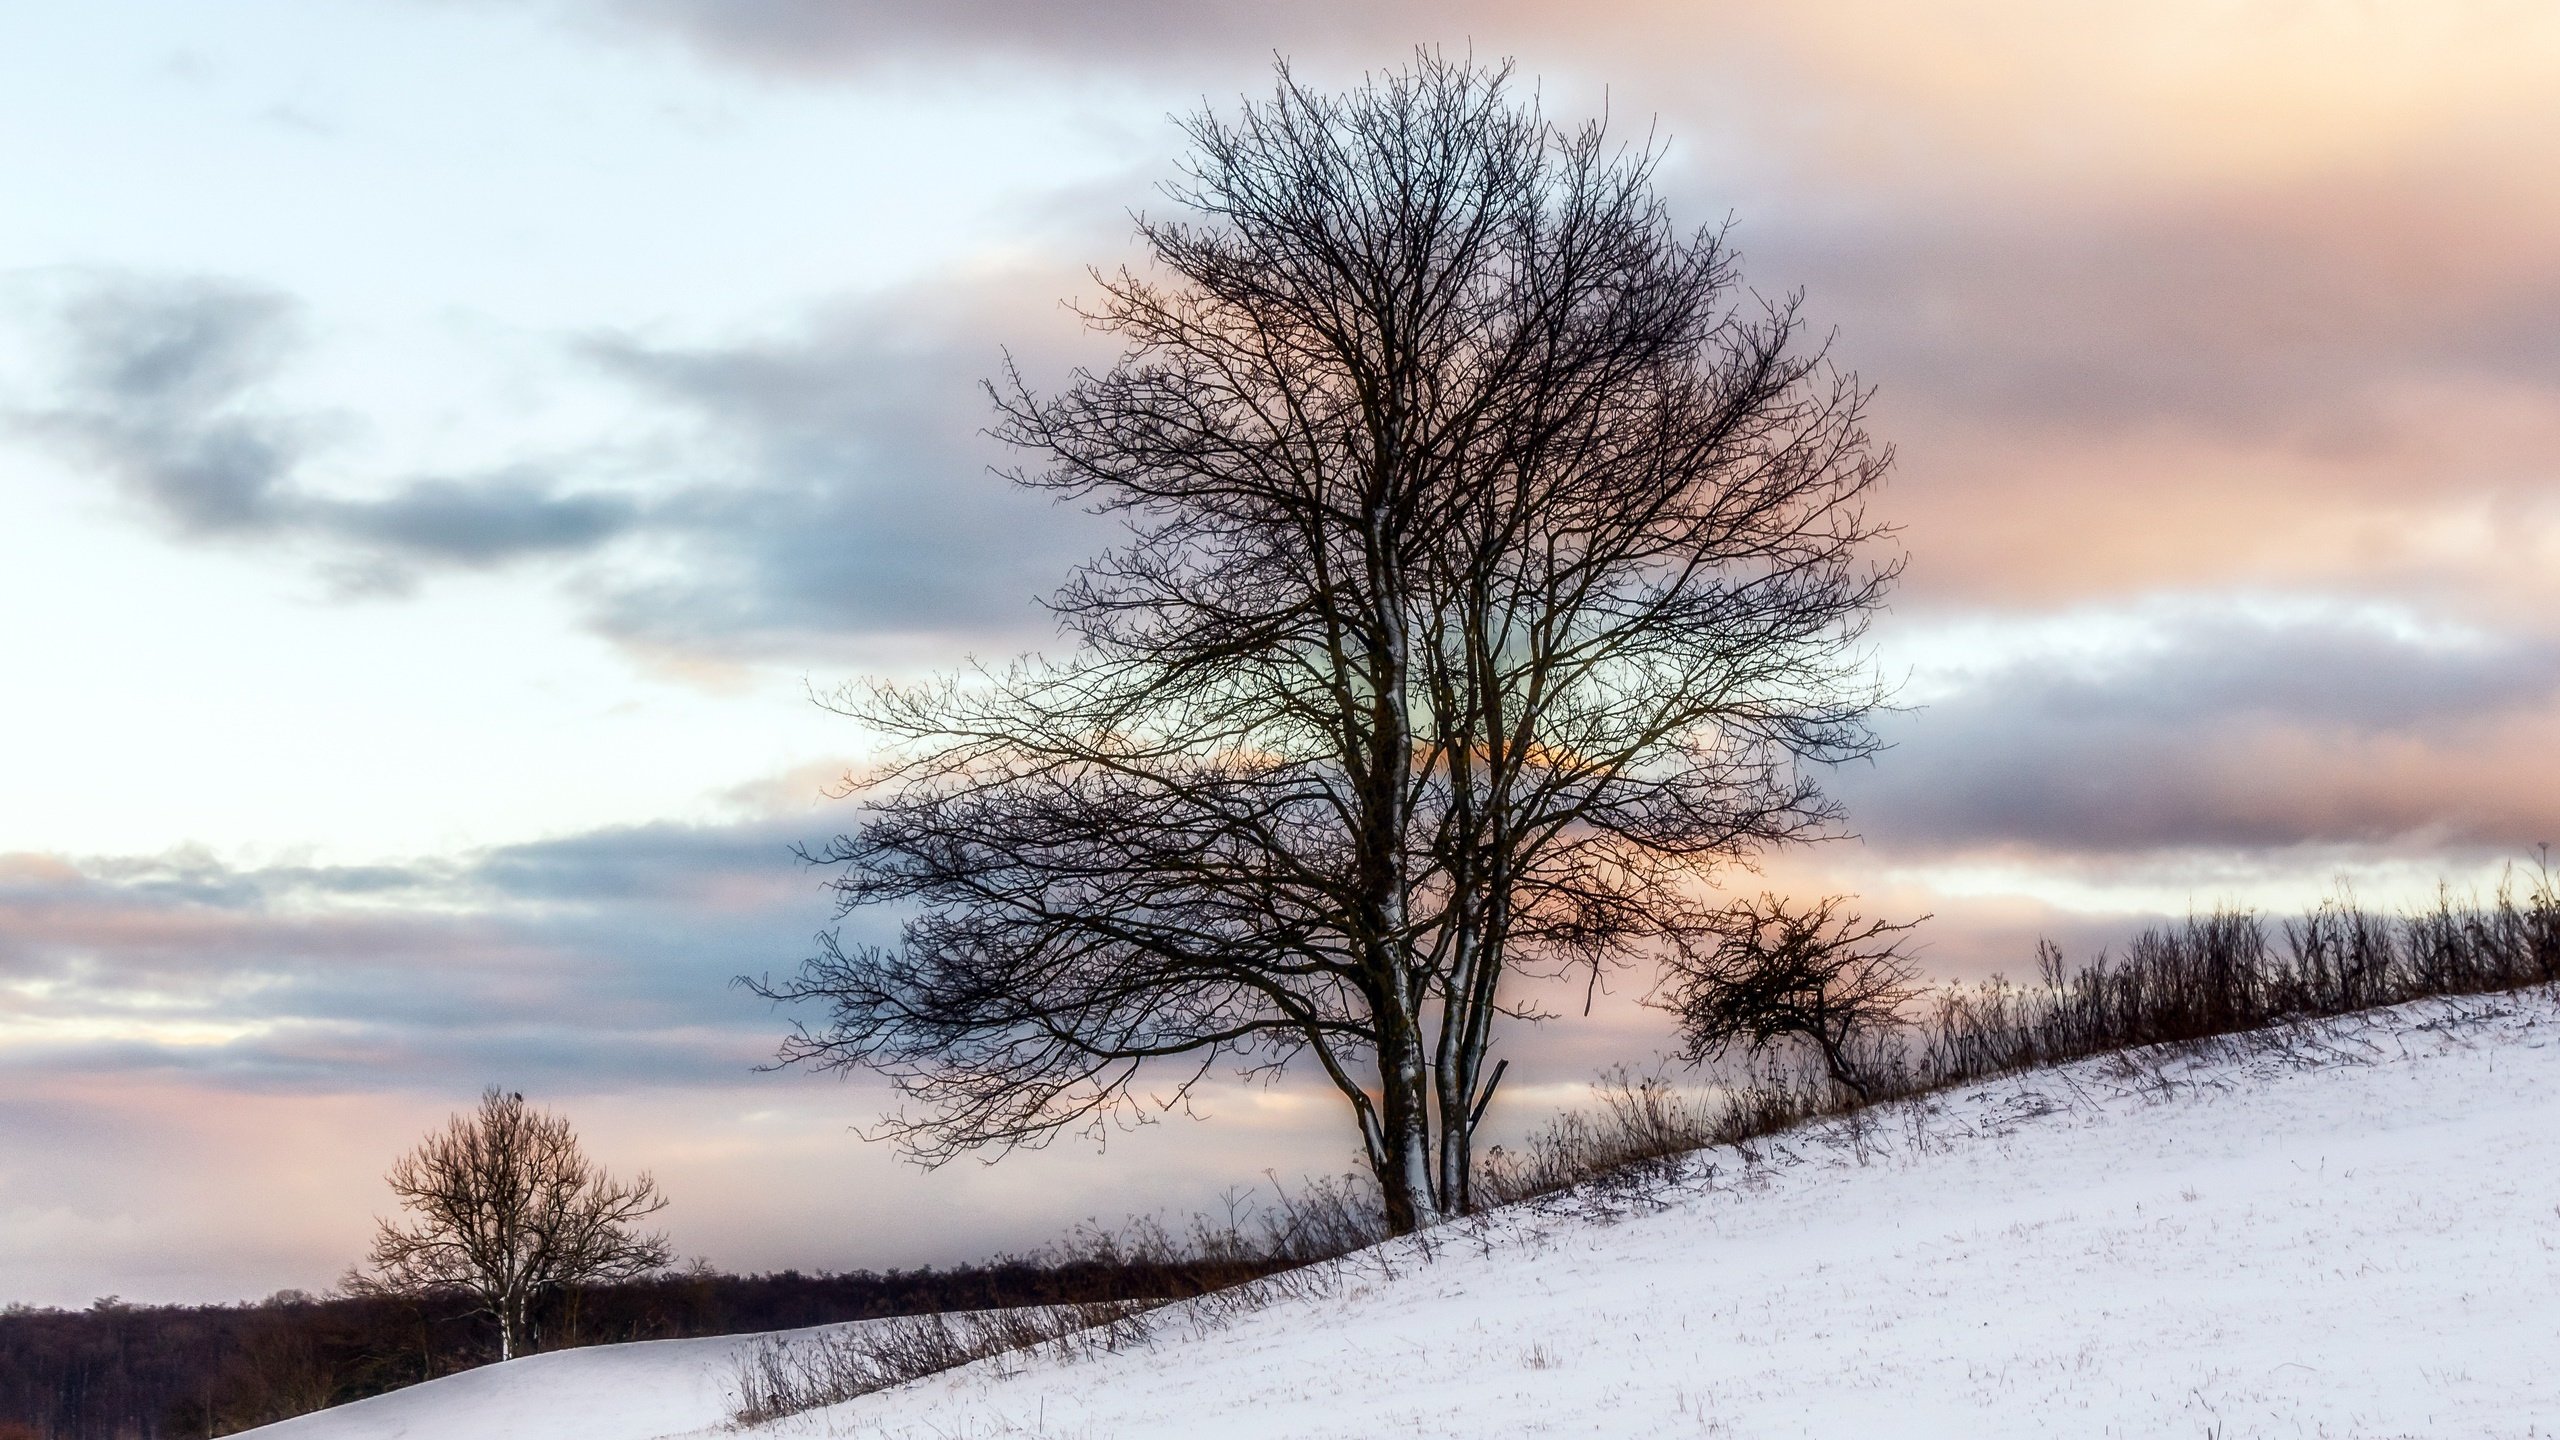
top-left (240, 1323), bottom-right (867, 1440)
top-left (252, 990), bottom-right (2560, 1439)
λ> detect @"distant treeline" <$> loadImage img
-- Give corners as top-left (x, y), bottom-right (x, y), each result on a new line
top-left (0, 1256), bottom-right (1277, 1440)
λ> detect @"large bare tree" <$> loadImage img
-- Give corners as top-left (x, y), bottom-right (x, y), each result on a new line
top-left (753, 53), bottom-right (1896, 1234)
top-left (349, 1089), bottom-right (671, 1360)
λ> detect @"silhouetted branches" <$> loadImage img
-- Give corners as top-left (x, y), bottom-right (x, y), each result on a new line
top-left (1654, 894), bottom-right (1926, 1099)
top-left (1926, 865), bottom-right (2560, 1084)
top-left (753, 50), bottom-right (1895, 1236)
top-left (345, 1089), bottom-right (670, 1362)
top-left (1495, 862), bottom-right (2560, 1208)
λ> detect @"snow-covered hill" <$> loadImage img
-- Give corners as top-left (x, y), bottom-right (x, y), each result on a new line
top-left (251, 991), bottom-right (2560, 1439)
top-left (239, 1324), bottom-right (858, 1440)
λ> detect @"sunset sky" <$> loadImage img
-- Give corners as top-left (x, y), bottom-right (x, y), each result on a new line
top-left (5, 1), bottom-right (2557, 1308)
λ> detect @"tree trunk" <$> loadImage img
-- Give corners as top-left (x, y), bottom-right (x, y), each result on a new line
top-left (1360, 487), bottom-right (1445, 1236)
top-left (496, 1288), bottom-right (521, 1362)
top-left (1433, 921), bottom-right (1481, 1215)
top-left (1371, 1002), bottom-right (1443, 1234)
top-left (1431, 885), bottom-right (1508, 1217)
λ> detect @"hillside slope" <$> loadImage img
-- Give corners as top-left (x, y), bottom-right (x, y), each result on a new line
top-left (256, 990), bottom-right (2560, 1439)
top-left (241, 1325), bottom-right (851, 1440)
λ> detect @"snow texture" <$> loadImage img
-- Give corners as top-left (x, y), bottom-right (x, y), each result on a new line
top-left (240, 1324), bottom-right (857, 1440)
top-left (251, 991), bottom-right (2560, 1439)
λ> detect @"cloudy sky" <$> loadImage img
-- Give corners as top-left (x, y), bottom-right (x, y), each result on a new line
top-left (5, 1), bottom-right (2556, 1308)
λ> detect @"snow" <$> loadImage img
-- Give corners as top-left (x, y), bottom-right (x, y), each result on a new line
top-left (251, 991), bottom-right (2560, 1439)
top-left (238, 1324), bottom-right (852, 1440)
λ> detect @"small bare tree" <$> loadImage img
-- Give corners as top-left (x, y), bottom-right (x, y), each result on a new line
top-left (1654, 895), bottom-right (1926, 1100)
top-left (349, 1088), bottom-right (671, 1360)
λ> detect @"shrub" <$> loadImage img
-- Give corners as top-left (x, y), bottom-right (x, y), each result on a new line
top-left (1652, 894), bottom-right (1927, 1100)
top-left (1499, 859), bottom-right (2560, 1207)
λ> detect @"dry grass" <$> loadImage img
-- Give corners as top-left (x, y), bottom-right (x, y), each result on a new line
top-left (1486, 864), bottom-right (2560, 1207)
top-left (726, 865), bottom-right (2560, 1426)
top-left (727, 1302), bottom-right (1161, 1426)
top-left (722, 1176), bottom-right (1389, 1426)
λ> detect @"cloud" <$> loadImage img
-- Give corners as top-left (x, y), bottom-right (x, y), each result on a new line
top-left (1687, 163), bottom-right (2560, 617)
top-left (547, 4), bottom-right (2560, 627)
top-left (36, 275), bottom-right (306, 533)
top-left (574, 275), bottom-right (1118, 657)
top-left (43, 21), bottom-right (2560, 644)
top-left (14, 268), bottom-right (1117, 660)
top-left (582, 0), bottom-right (1512, 76)
top-left (311, 474), bottom-right (641, 566)
top-left (533, 12), bottom-right (2560, 624)
top-left (17, 273), bottom-right (645, 573)
top-left (1841, 603), bottom-right (2560, 855)
top-left (1762, 166), bottom-right (2560, 450)
top-left (0, 814), bottom-right (844, 1095)
top-left (0, 814), bottom-right (1371, 1305)
top-left (538, 2), bottom-right (2560, 459)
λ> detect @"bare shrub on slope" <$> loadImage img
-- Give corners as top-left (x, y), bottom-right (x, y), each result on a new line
top-left (1497, 863), bottom-right (2560, 1206)
top-left (1926, 864), bottom-right (2560, 1088)
top-left (1653, 894), bottom-right (1926, 1100)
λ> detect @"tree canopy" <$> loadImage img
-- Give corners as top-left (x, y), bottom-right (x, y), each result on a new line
top-left (755, 52), bottom-right (1897, 1233)
top-left (350, 1088), bottom-right (670, 1360)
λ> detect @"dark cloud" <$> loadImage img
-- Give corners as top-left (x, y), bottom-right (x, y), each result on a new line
top-left (1987, 611), bottom-right (2560, 730)
top-left (0, 816), bottom-right (844, 1094)
top-left (1841, 608), bottom-right (2560, 855)
top-left (37, 275), bottom-right (306, 532)
top-left (576, 279), bottom-right (1116, 656)
top-left (29, 605), bottom-right (2538, 1103)
top-left (313, 473), bottom-right (639, 565)
top-left (563, 2), bottom-right (2560, 473)
top-left (587, 0), bottom-right (1489, 76)
top-left (1762, 174), bottom-right (2560, 454)
top-left (18, 273), bottom-right (646, 572)
top-left (549, 17), bottom-right (2560, 624)
top-left (16, 269), bottom-right (1115, 659)
top-left (47, 47), bottom-right (2560, 654)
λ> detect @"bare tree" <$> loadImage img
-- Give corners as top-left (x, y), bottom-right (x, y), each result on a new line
top-left (349, 1089), bottom-right (671, 1360)
top-left (752, 53), bottom-right (1896, 1234)
top-left (1653, 894), bottom-right (1926, 1100)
